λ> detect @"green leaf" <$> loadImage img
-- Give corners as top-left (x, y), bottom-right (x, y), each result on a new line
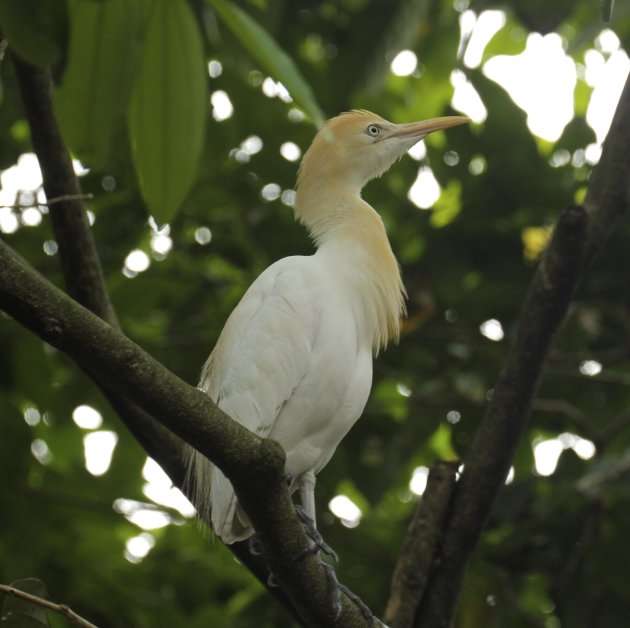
top-left (1, 578), bottom-right (50, 627)
top-left (481, 17), bottom-right (527, 65)
top-left (54, 0), bottom-right (147, 168)
top-left (0, 0), bottom-right (62, 66)
top-left (431, 179), bottom-right (462, 228)
top-left (129, 0), bottom-right (208, 225)
top-left (207, 0), bottom-right (325, 127)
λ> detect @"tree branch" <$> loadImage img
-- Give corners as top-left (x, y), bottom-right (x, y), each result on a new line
top-left (9, 56), bottom-right (377, 627)
top-left (419, 73), bottom-right (630, 628)
top-left (0, 237), bottom-right (375, 627)
top-left (0, 584), bottom-right (97, 628)
top-left (11, 54), bottom-right (191, 487)
top-left (584, 73), bottom-right (630, 263)
top-left (419, 215), bottom-right (587, 628)
top-left (12, 55), bottom-right (118, 326)
top-left (414, 72), bottom-right (630, 627)
top-left (384, 461), bottom-right (458, 628)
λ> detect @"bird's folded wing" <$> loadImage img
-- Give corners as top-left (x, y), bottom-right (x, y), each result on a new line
top-left (195, 256), bottom-right (321, 542)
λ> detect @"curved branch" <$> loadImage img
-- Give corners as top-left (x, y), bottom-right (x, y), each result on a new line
top-left (0, 238), bottom-right (374, 628)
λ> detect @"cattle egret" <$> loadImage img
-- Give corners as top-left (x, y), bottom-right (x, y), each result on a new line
top-left (186, 110), bottom-right (468, 544)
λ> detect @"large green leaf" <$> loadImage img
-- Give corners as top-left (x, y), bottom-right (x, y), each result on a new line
top-left (128, 0), bottom-right (208, 225)
top-left (0, 0), bottom-right (62, 66)
top-left (207, 0), bottom-right (325, 127)
top-left (54, 0), bottom-right (147, 168)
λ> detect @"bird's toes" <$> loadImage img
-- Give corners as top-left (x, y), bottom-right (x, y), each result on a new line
top-left (322, 562), bottom-right (343, 620)
top-left (316, 537), bottom-right (339, 563)
top-left (248, 534), bottom-right (263, 556)
top-left (294, 542), bottom-right (320, 562)
top-left (322, 561), bottom-right (375, 625)
top-left (295, 505), bottom-right (339, 563)
top-left (266, 571), bottom-right (280, 588)
top-left (337, 582), bottom-right (374, 625)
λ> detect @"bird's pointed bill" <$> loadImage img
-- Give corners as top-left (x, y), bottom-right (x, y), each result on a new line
top-left (391, 116), bottom-right (469, 139)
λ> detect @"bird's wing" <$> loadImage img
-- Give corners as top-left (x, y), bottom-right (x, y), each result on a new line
top-left (203, 256), bottom-right (319, 434)
top-left (192, 256), bottom-right (322, 542)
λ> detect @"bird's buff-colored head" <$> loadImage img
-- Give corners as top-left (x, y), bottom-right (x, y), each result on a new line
top-left (296, 109), bottom-right (469, 197)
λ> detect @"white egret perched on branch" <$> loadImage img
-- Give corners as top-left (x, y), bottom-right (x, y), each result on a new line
top-left (186, 110), bottom-right (468, 545)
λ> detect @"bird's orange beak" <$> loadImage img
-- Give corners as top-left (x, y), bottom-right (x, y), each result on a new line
top-left (390, 116), bottom-right (469, 139)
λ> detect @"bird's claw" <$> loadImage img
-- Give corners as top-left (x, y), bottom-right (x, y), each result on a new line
top-left (294, 505), bottom-right (339, 562)
top-left (248, 534), bottom-right (263, 556)
top-left (323, 562), bottom-right (343, 619)
top-left (322, 562), bottom-right (374, 625)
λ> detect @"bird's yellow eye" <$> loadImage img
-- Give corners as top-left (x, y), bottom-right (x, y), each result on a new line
top-left (366, 124), bottom-right (381, 137)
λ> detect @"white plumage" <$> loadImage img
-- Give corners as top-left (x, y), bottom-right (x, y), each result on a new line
top-left (185, 110), bottom-right (468, 543)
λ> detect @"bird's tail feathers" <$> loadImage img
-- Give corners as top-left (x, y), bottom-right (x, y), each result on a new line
top-left (183, 445), bottom-right (253, 543)
top-left (183, 445), bottom-right (214, 524)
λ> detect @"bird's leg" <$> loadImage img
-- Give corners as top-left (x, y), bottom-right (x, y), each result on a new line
top-left (292, 473), bottom-right (372, 623)
top-left (294, 505), bottom-right (339, 563)
top-left (298, 469), bottom-right (316, 522)
top-left (294, 471), bottom-right (338, 562)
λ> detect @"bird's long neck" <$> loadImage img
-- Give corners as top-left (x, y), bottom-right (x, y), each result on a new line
top-left (295, 179), bottom-right (406, 352)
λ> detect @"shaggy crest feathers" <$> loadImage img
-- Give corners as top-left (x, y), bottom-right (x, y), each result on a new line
top-left (295, 110), bottom-right (406, 351)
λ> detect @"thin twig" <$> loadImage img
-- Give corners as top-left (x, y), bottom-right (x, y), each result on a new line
top-left (0, 193), bottom-right (94, 209)
top-left (0, 584), bottom-right (98, 628)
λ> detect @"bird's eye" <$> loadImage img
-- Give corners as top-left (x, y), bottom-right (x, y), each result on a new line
top-left (366, 124), bottom-right (381, 137)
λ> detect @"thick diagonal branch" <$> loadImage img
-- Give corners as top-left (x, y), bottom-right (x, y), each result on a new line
top-left (0, 238), bottom-right (373, 628)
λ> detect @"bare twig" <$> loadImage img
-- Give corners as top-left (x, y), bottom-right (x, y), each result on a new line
top-left (0, 193), bottom-right (94, 209)
top-left (532, 398), bottom-right (594, 436)
top-left (0, 584), bottom-right (98, 628)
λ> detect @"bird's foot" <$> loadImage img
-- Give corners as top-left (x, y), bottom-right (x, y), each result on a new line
top-left (322, 562), bottom-right (374, 625)
top-left (248, 533), bottom-right (263, 556)
top-left (294, 505), bottom-right (339, 563)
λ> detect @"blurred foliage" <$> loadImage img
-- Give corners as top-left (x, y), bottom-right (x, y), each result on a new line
top-left (1, 0), bottom-right (630, 626)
